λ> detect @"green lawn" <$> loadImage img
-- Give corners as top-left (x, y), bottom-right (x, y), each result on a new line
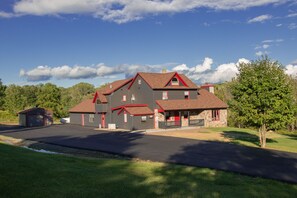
top-left (0, 143), bottom-right (296, 198)
top-left (209, 127), bottom-right (297, 153)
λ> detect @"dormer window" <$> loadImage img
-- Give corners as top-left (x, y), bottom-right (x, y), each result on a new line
top-left (171, 77), bottom-right (179, 85)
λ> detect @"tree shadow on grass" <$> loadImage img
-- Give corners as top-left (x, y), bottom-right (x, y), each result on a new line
top-left (222, 131), bottom-right (277, 147)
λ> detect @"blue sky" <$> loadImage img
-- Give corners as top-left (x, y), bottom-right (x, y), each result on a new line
top-left (0, 0), bottom-right (297, 87)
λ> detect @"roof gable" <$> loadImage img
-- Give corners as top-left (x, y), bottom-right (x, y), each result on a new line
top-left (93, 78), bottom-right (133, 103)
top-left (92, 91), bottom-right (108, 103)
top-left (128, 72), bottom-right (198, 90)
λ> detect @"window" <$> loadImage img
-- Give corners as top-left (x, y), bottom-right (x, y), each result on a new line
top-left (138, 79), bottom-right (142, 84)
top-left (171, 77), bottom-right (179, 85)
top-left (122, 95), bottom-right (126, 101)
top-left (212, 110), bottom-right (220, 121)
top-left (162, 91), bottom-right (168, 100)
top-left (131, 94), bottom-right (135, 101)
top-left (184, 91), bottom-right (189, 100)
top-left (141, 116), bottom-right (147, 122)
top-left (96, 99), bottom-right (101, 104)
top-left (124, 112), bottom-right (127, 123)
top-left (89, 114), bottom-right (94, 123)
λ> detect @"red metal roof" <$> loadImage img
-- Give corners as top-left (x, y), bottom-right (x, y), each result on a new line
top-left (69, 99), bottom-right (95, 113)
top-left (156, 89), bottom-right (228, 111)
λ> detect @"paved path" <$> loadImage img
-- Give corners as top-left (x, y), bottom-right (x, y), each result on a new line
top-left (1, 124), bottom-right (297, 183)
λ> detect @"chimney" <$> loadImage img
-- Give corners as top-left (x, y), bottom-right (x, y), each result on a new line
top-left (201, 83), bottom-right (214, 94)
top-left (161, 69), bottom-right (167, 73)
top-left (109, 84), bottom-right (112, 89)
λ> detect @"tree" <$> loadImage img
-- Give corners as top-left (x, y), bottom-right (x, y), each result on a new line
top-left (22, 85), bottom-right (40, 108)
top-left (60, 82), bottom-right (95, 116)
top-left (0, 79), bottom-right (6, 110)
top-left (230, 56), bottom-right (296, 148)
top-left (4, 85), bottom-right (27, 114)
top-left (215, 81), bottom-right (245, 127)
top-left (37, 83), bottom-right (63, 118)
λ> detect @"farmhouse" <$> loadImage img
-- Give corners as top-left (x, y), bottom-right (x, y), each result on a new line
top-left (69, 72), bottom-right (228, 130)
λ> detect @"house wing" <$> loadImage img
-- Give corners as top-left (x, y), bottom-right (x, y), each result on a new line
top-left (156, 89), bottom-right (228, 111)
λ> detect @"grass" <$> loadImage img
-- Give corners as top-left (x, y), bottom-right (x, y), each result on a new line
top-left (209, 127), bottom-right (297, 153)
top-left (0, 143), bottom-right (296, 198)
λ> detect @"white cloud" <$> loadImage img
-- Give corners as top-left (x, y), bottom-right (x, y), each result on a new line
top-left (254, 39), bottom-right (283, 54)
top-left (285, 64), bottom-right (297, 76)
top-left (192, 57), bottom-right (213, 73)
top-left (0, 11), bottom-right (18, 18)
top-left (288, 23), bottom-right (297, 30)
top-left (248, 14), bottom-right (273, 23)
top-left (20, 63), bottom-right (161, 81)
top-left (276, 23), bottom-right (282, 27)
top-left (0, 0), bottom-right (288, 23)
top-left (287, 13), bottom-right (297, 17)
top-left (262, 44), bottom-right (270, 49)
top-left (174, 57), bottom-right (250, 84)
top-left (255, 51), bottom-right (269, 56)
top-left (172, 64), bottom-right (190, 72)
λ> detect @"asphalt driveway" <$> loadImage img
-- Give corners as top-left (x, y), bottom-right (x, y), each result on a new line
top-left (1, 124), bottom-right (297, 183)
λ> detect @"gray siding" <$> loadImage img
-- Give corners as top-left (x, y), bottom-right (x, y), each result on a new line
top-left (113, 110), bottom-right (154, 130)
top-left (70, 113), bottom-right (100, 127)
top-left (129, 75), bottom-right (197, 111)
top-left (95, 104), bottom-right (108, 113)
top-left (128, 75), bottom-right (155, 109)
top-left (70, 113), bottom-right (82, 125)
top-left (106, 83), bottom-right (131, 124)
top-left (83, 113), bottom-right (100, 127)
top-left (154, 90), bottom-right (197, 101)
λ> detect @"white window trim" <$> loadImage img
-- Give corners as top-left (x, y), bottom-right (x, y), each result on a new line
top-left (124, 112), bottom-right (127, 123)
top-left (162, 91), bottom-right (168, 100)
top-left (89, 114), bottom-right (94, 123)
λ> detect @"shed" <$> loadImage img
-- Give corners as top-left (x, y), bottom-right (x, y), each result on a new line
top-left (18, 107), bottom-right (53, 127)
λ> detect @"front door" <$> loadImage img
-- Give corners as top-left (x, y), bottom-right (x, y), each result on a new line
top-left (174, 112), bottom-right (180, 126)
top-left (101, 114), bottom-right (105, 128)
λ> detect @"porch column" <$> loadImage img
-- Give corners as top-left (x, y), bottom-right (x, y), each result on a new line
top-left (179, 111), bottom-right (182, 127)
top-left (188, 111), bottom-right (190, 126)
